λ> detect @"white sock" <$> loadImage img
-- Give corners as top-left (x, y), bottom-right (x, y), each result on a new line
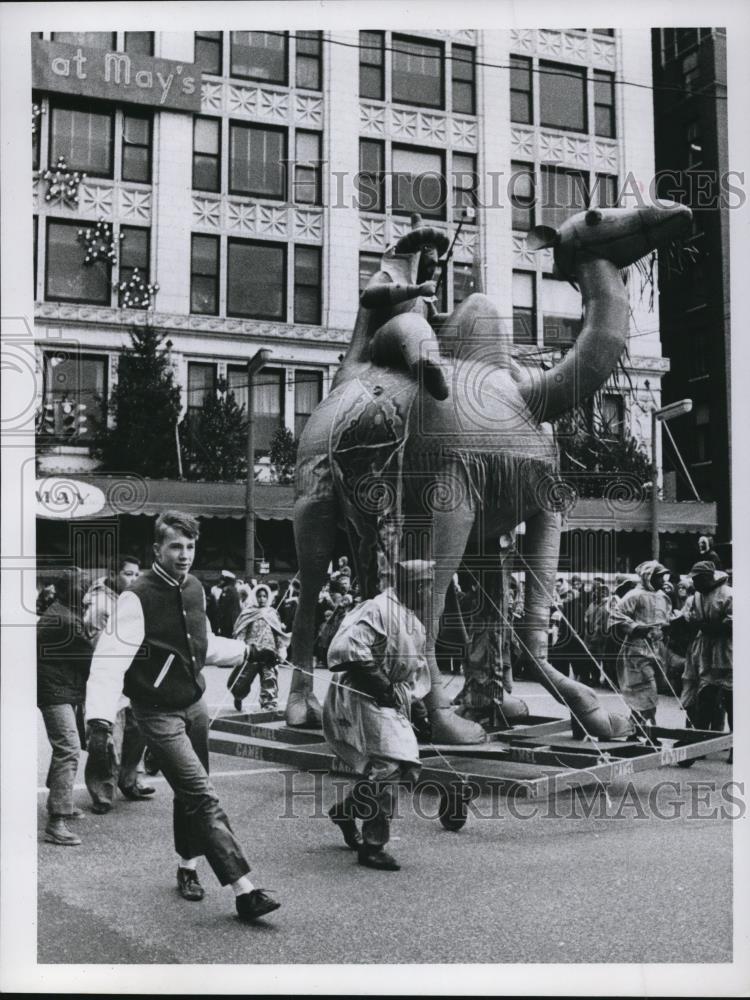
top-left (231, 875), bottom-right (255, 897)
top-left (178, 856), bottom-right (199, 871)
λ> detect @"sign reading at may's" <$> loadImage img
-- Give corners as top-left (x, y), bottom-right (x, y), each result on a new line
top-left (32, 39), bottom-right (202, 113)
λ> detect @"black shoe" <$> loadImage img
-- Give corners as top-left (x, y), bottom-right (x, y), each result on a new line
top-left (177, 866), bottom-right (205, 902)
top-left (119, 783), bottom-right (156, 800)
top-left (91, 801), bottom-right (112, 815)
top-left (236, 889), bottom-right (281, 922)
top-left (357, 847), bottom-right (400, 871)
top-left (233, 698), bottom-right (243, 712)
top-left (328, 806), bottom-right (363, 850)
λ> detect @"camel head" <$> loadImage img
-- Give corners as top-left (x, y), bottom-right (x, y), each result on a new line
top-left (527, 200), bottom-right (693, 282)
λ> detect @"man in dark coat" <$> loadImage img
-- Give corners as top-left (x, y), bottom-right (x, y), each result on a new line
top-left (37, 567), bottom-right (93, 846)
top-left (215, 570), bottom-right (241, 637)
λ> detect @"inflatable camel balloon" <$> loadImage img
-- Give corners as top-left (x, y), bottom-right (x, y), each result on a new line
top-left (285, 200), bottom-right (692, 744)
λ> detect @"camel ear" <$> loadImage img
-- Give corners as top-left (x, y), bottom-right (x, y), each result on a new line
top-left (585, 208), bottom-right (603, 225)
top-left (526, 225), bottom-right (558, 251)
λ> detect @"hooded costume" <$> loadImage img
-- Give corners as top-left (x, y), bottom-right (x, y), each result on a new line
top-left (228, 592), bottom-right (289, 710)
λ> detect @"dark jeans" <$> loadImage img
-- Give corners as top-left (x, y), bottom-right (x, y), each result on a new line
top-left (688, 685), bottom-right (733, 733)
top-left (40, 703), bottom-right (83, 817)
top-left (85, 704), bottom-right (147, 808)
top-left (131, 698), bottom-right (250, 886)
top-left (331, 758), bottom-right (417, 849)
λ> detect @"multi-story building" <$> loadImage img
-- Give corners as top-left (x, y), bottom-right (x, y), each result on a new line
top-left (652, 27), bottom-right (731, 565)
top-left (32, 29), bottom-right (716, 574)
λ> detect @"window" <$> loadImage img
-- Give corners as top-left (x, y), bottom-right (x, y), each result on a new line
top-left (359, 31), bottom-right (384, 100)
top-left (190, 234), bottom-right (220, 315)
top-left (510, 55), bottom-right (532, 125)
top-left (294, 245), bottom-right (321, 324)
top-left (453, 261), bottom-right (475, 305)
top-left (227, 239), bottom-right (286, 319)
top-left (540, 61), bottom-right (586, 132)
top-left (49, 102), bottom-right (114, 177)
top-left (296, 30), bottom-right (322, 90)
top-left (124, 32), bottom-right (154, 55)
top-left (229, 122), bottom-right (286, 199)
top-left (542, 275), bottom-right (582, 345)
top-left (231, 31), bottom-right (288, 84)
top-left (33, 215), bottom-right (38, 295)
top-left (42, 351), bottom-right (107, 439)
top-left (33, 112), bottom-right (40, 170)
top-left (593, 174), bottom-right (619, 208)
top-left (51, 32), bottom-right (115, 49)
top-left (513, 271), bottom-right (536, 344)
top-left (193, 116), bottom-right (221, 193)
top-left (694, 403), bottom-right (711, 463)
top-left (593, 70), bottom-right (615, 138)
top-left (452, 153), bottom-right (477, 212)
top-left (592, 29), bottom-right (615, 36)
top-left (682, 51), bottom-right (700, 93)
top-left (359, 253), bottom-right (381, 295)
top-left (294, 371), bottom-right (323, 438)
top-left (541, 166), bottom-right (588, 230)
top-left (511, 162), bottom-right (535, 230)
top-left (187, 361), bottom-right (216, 417)
top-left (227, 364), bottom-right (249, 413)
top-left (294, 130), bottom-right (322, 205)
top-left (357, 139), bottom-right (384, 213)
top-left (45, 219), bottom-right (110, 304)
top-left (676, 29), bottom-right (699, 54)
top-left (122, 112), bottom-right (151, 183)
top-left (687, 121), bottom-right (703, 168)
top-left (392, 145), bottom-right (446, 219)
top-left (254, 368), bottom-right (284, 453)
top-left (599, 394), bottom-right (624, 439)
top-left (195, 31), bottom-right (223, 75)
top-left (392, 35), bottom-right (443, 109)
top-left (452, 45), bottom-right (475, 114)
top-left (118, 226), bottom-right (150, 307)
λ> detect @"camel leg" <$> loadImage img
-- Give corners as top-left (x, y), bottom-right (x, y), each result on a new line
top-left (420, 505), bottom-right (486, 744)
top-left (520, 509), bottom-right (633, 739)
top-left (285, 492), bottom-right (337, 728)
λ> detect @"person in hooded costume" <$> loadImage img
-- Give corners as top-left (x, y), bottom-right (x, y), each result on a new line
top-left (228, 584), bottom-right (289, 712)
top-left (680, 560), bottom-right (732, 735)
top-left (609, 560), bottom-right (672, 733)
top-left (323, 560), bottom-right (434, 872)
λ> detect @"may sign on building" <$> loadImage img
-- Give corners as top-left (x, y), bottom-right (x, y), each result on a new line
top-left (32, 38), bottom-right (202, 113)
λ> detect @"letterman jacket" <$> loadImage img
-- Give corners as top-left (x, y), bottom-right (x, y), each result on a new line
top-left (86, 562), bottom-right (246, 724)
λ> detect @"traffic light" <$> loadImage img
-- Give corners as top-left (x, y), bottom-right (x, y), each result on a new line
top-left (60, 398), bottom-right (77, 437)
top-left (76, 403), bottom-right (88, 437)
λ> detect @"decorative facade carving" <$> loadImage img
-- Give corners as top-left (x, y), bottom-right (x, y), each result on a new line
top-left (453, 228), bottom-right (477, 261)
top-left (510, 127), bottom-right (535, 159)
top-left (293, 208), bottom-right (323, 241)
top-left (563, 135), bottom-right (590, 167)
top-left (119, 187), bottom-right (151, 222)
top-left (593, 140), bottom-right (619, 172)
top-left (592, 36), bottom-right (617, 68)
top-left (201, 80), bottom-right (224, 114)
top-left (512, 234), bottom-right (536, 268)
top-left (359, 215), bottom-right (386, 249)
top-left (539, 131), bottom-right (564, 164)
top-left (419, 113), bottom-right (447, 145)
top-left (295, 94), bottom-right (323, 128)
top-left (510, 29), bottom-right (535, 53)
top-left (193, 197), bottom-right (223, 229)
top-left (392, 109), bottom-right (419, 140)
top-left (227, 84), bottom-right (258, 117)
top-left (258, 88), bottom-right (289, 122)
top-left (359, 102), bottom-right (386, 137)
top-left (450, 117), bottom-right (478, 150)
top-left (77, 183), bottom-right (114, 217)
top-left (257, 204), bottom-right (288, 236)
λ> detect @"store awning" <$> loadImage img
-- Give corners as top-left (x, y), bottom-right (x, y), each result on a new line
top-left (35, 475), bottom-right (295, 521)
top-left (564, 498), bottom-right (717, 534)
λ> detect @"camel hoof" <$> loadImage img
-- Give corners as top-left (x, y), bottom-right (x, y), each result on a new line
top-left (608, 712), bottom-right (636, 739)
top-left (430, 708), bottom-right (486, 745)
top-left (285, 692), bottom-right (323, 728)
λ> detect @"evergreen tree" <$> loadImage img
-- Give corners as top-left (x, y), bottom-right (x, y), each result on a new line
top-left (180, 377), bottom-right (248, 481)
top-left (269, 426), bottom-right (298, 484)
top-left (95, 326), bottom-right (182, 477)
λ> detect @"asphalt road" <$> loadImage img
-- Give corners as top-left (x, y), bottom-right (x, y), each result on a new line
top-left (37, 668), bottom-right (735, 965)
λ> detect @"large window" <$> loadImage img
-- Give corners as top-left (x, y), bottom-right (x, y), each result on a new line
top-left (392, 145), bottom-right (446, 219)
top-left (253, 368), bottom-right (284, 453)
top-left (513, 271), bottom-right (536, 343)
top-left (190, 235), bottom-right (219, 315)
top-left (118, 226), bottom-right (150, 307)
top-left (694, 403), bottom-right (711, 463)
top-left (296, 30), bottom-right (322, 90)
top-left (294, 245), bottom-right (321, 324)
top-left (124, 32), bottom-right (154, 55)
top-left (540, 61), bottom-right (587, 132)
top-left (45, 219), bottom-right (110, 304)
top-left (357, 139), bottom-right (385, 213)
top-left (392, 35), bottom-right (443, 109)
top-left (599, 393), bottom-right (624, 439)
top-left (452, 153), bottom-right (477, 212)
top-left (42, 351), bottom-right (107, 439)
top-left (49, 102), bottom-right (114, 177)
top-left (294, 371), bottom-right (323, 438)
top-left (359, 31), bottom-right (385, 100)
top-left (359, 252), bottom-right (381, 294)
top-left (195, 31), bottom-right (223, 75)
top-left (511, 162), bottom-right (535, 231)
top-left (227, 239), bottom-right (286, 319)
top-left (451, 45), bottom-right (475, 115)
top-left (51, 32), bottom-right (115, 49)
top-left (453, 261), bottom-right (475, 305)
top-left (229, 122), bottom-right (286, 199)
top-left (510, 56), bottom-right (533, 125)
top-left (542, 275), bottom-right (582, 345)
top-left (593, 174), bottom-right (619, 208)
top-left (187, 361), bottom-right (216, 417)
top-left (193, 116), bottom-right (221, 193)
top-left (231, 31), bottom-right (288, 84)
top-left (227, 364), bottom-right (249, 414)
top-left (294, 130), bottom-right (322, 205)
top-left (122, 112), bottom-right (151, 183)
top-left (594, 70), bottom-right (615, 138)
top-left (541, 166), bottom-right (588, 230)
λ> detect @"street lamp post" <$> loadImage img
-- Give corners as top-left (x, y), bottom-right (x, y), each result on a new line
top-left (651, 398), bottom-right (692, 559)
top-left (245, 348), bottom-right (272, 579)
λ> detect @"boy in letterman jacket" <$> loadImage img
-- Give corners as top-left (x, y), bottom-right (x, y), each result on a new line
top-left (85, 510), bottom-right (280, 923)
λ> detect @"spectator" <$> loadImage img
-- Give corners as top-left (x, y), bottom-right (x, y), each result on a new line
top-left (278, 579), bottom-right (300, 634)
top-left (215, 571), bottom-right (241, 637)
top-left (681, 561), bottom-right (732, 741)
top-left (550, 575), bottom-right (590, 684)
top-left (584, 577), bottom-right (610, 686)
top-left (229, 585), bottom-right (289, 712)
top-left (697, 535), bottom-right (722, 571)
top-left (37, 568), bottom-right (92, 846)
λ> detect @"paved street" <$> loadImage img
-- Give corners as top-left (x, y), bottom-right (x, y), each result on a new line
top-left (37, 668), bottom-right (735, 965)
